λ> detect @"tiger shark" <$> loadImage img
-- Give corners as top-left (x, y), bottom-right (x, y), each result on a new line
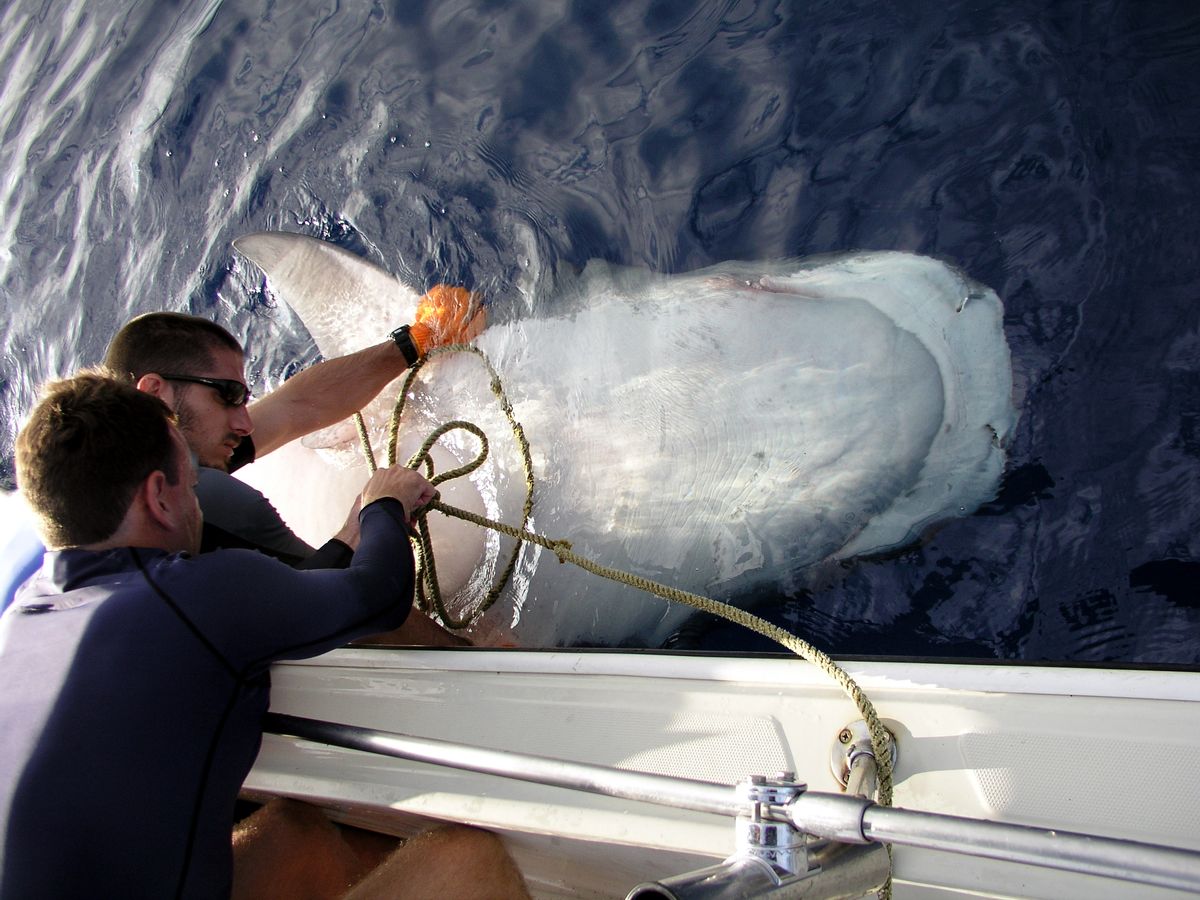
top-left (233, 233), bottom-right (1016, 648)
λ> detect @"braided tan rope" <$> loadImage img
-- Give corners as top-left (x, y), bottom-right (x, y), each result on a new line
top-left (422, 493), bottom-right (895, 811)
top-left (355, 346), bottom-right (535, 627)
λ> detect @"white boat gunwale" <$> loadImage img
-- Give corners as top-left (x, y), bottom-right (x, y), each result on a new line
top-left (250, 646), bottom-right (1200, 899)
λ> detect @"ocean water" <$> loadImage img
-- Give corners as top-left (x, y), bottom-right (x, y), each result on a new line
top-left (1, 0), bottom-right (1197, 664)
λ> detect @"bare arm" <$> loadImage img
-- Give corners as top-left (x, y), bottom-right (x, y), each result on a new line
top-left (248, 340), bottom-right (407, 457)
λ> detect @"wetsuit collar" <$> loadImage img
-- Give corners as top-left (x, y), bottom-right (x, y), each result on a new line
top-left (22, 547), bottom-right (174, 601)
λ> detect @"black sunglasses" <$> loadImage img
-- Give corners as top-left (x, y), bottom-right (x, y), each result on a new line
top-left (161, 374), bottom-right (251, 407)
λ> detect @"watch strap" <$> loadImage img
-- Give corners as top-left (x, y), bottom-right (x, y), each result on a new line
top-left (390, 324), bottom-right (420, 367)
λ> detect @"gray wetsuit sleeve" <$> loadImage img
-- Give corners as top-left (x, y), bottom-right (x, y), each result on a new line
top-left (196, 467), bottom-right (315, 563)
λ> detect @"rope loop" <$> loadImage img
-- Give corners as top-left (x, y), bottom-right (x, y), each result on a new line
top-left (353, 345), bottom-right (535, 629)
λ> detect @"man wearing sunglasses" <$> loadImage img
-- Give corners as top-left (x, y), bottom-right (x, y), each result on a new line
top-left (108, 283), bottom-right (481, 473)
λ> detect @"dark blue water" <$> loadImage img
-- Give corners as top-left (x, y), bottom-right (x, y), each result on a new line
top-left (1, 0), bottom-right (1197, 664)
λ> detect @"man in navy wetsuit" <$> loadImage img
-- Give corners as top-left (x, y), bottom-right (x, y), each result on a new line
top-left (0, 371), bottom-right (529, 899)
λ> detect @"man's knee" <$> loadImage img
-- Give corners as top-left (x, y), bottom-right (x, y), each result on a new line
top-left (234, 798), bottom-right (339, 846)
top-left (232, 799), bottom-right (372, 900)
top-left (346, 824), bottom-right (530, 900)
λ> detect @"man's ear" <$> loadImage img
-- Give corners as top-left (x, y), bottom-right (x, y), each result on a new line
top-left (136, 373), bottom-right (170, 401)
top-left (141, 469), bottom-right (175, 531)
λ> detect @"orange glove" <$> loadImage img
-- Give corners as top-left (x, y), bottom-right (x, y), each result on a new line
top-left (409, 285), bottom-right (486, 355)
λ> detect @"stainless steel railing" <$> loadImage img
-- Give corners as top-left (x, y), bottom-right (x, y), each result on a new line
top-left (264, 712), bottom-right (1200, 894)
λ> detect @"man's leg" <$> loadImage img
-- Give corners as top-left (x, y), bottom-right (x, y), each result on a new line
top-left (344, 824), bottom-right (531, 900)
top-left (231, 799), bottom-right (398, 900)
top-left (233, 799), bottom-right (530, 900)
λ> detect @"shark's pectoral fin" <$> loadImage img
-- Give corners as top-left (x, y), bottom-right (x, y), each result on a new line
top-left (234, 232), bottom-right (424, 359)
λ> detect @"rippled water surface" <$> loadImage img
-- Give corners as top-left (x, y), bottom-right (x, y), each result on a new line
top-left (1, 0), bottom-right (1197, 663)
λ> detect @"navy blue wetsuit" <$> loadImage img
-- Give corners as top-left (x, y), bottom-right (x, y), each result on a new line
top-left (0, 498), bottom-right (413, 899)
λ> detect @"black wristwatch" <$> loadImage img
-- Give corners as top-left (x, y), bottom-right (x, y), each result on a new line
top-left (390, 324), bottom-right (421, 367)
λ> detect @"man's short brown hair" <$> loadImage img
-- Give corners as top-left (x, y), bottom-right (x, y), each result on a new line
top-left (16, 369), bottom-right (180, 548)
top-left (104, 312), bottom-right (244, 382)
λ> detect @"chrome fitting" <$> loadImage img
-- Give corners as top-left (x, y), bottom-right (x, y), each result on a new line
top-left (830, 720), bottom-right (897, 799)
top-left (735, 773), bottom-right (810, 876)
